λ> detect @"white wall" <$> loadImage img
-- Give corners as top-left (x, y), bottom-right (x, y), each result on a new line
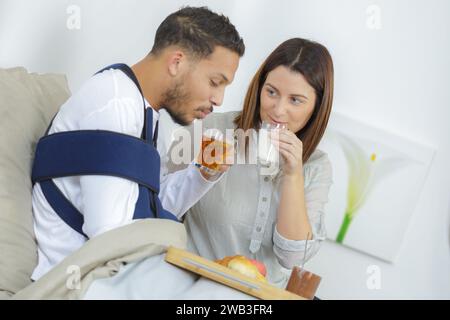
top-left (1, 0), bottom-right (449, 299)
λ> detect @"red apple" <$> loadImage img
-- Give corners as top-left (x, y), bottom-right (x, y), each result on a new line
top-left (249, 259), bottom-right (267, 277)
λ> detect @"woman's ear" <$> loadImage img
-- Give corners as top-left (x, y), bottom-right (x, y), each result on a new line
top-left (167, 50), bottom-right (185, 77)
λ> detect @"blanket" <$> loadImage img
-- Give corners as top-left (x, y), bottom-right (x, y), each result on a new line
top-left (12, 219), bottom-right (253, 300)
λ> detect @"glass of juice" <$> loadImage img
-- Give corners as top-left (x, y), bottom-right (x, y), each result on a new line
top-left (195, 128), bottom-right (233, 175)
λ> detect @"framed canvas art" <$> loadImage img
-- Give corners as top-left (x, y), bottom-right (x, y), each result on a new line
top-left (318, 112), bottom-right (435, 262)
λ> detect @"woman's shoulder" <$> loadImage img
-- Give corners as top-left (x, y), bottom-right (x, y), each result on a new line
top-left (304, 149), bottom-right (333, 175)
top-left (306, 148), bottom-right (329, 165)
top-left (302, 149), bottom-right (333, 188)
top-left (203, 110), bottom-right (241, 130)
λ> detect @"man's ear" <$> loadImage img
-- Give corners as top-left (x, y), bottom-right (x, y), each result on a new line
top-left (167, 50), bottom-right (186, 77)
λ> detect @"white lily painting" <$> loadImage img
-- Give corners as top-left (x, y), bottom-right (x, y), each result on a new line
top-left (318, 112), bottom-right (435, 262)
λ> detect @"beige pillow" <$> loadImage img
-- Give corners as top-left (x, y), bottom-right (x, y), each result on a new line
top-left (0, 67), bottom-right (70, 299)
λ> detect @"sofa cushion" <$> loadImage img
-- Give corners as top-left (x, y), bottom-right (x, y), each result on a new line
top-left (0, 67), bottom-right (70, 298)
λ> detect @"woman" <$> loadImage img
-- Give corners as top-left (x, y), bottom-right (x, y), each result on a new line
top-left (169, 38), bottom-right (334, 287)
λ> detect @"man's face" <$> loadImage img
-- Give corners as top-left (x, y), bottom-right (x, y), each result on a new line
top-left (162, 46), bottom-right (240, 126)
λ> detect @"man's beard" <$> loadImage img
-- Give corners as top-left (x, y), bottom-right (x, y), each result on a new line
top-left (161, 80), bottom-right (192, 126)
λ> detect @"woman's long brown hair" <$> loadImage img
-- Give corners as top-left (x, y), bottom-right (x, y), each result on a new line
top-left (234, 38), bottom-right (334, 163)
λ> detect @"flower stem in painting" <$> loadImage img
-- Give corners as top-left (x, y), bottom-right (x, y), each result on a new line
top-left (336, 213), bottom-right (352, 243)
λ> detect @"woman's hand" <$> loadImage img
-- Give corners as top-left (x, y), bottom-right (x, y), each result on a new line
top-left (271, 129), bottom-right (304, 177)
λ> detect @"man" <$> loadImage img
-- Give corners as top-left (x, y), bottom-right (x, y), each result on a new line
top-left (30, 6), bottom-right (244, 280)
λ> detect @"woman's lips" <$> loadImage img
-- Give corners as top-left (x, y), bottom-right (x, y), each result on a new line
top-left (268, 115), bottom-right (287, 125)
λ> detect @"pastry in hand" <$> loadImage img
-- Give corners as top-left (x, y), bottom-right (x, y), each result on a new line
top-left (215, 255), bottom-right (267, 282)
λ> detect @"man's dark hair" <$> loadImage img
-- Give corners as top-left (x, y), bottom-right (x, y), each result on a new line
top-left (151, 6), bottom-right (245, 58)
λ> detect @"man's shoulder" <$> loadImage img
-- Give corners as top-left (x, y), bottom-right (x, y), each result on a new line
top-left (78, 68), bottom-right (141, 103)
top-left (53, 68), bottom-right (145, 135)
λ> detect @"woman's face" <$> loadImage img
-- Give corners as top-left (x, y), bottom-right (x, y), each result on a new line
top-left (259, 65), bottom-right (316, 133)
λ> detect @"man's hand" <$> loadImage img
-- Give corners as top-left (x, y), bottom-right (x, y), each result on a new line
top-left (198, 163), bottom-right (230, 180)
top-left (197, 138), bottom-right (234, 181)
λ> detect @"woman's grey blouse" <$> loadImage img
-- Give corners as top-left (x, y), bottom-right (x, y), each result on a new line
top-left (165, 111), bottom-right (333, 288)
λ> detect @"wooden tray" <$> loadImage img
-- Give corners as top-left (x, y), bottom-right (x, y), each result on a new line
top-left (164, 246), bottom-right (305, 300)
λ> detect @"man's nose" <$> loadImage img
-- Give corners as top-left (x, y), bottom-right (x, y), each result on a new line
top-left (211, 88), bottom-right (225, 107)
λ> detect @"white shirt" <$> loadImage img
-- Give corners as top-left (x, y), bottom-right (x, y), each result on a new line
top-left (31, 68), bottom-right (217, 280)
top-left (167, 112), bottom-right (333, 288)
